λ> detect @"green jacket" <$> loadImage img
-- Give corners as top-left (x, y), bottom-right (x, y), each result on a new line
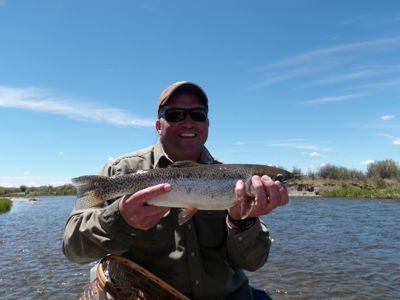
top-left (63, 140), bottom-right (271, 299)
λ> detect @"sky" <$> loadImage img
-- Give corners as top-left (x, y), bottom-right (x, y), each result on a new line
top-left (0, 0), bottom-right (399, 187)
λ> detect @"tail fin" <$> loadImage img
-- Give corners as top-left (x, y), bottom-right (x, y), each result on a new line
top-left (72, 175), bottom-right (108, 209)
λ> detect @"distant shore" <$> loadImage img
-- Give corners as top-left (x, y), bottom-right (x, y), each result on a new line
top-left (288, 181), bottom-right (400, 199)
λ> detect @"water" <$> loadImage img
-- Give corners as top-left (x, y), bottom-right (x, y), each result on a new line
top-left (0, 196), bottom-right (92, 299)
top-left (0, 196), bottom-right (399, 299)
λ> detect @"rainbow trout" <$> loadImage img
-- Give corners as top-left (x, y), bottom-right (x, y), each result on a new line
top-left (72, 161), bottom-right (292, 224)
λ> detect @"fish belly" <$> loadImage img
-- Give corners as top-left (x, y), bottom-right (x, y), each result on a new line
top-left (147, 178), bottom-right (236, 210)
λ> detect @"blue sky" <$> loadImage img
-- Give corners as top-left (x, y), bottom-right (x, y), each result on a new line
top-left (0, 0), bottom-right (399, 187)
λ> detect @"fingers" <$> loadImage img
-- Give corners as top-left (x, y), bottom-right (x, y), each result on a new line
top-left (119, 183), bottom-right (172, 230)
top-left (229, 180), bottom-right (245, 220)
top-left (124, 183), bottom-right (172, 205)
top-left (238, 175), bottom-right (289, 218)
top-left (252, 175), bottom-right (268, 211)
top-left (274, 180), bottom-right (289, 206)
top-left (132, 207), bottom-right (170, 230)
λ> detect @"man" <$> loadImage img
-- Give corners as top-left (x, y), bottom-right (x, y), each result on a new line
top-left (63, 81), bottom-right (289, 299)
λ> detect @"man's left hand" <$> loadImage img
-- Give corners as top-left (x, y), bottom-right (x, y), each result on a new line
top-left (228, 175), bottom-right (289, 220)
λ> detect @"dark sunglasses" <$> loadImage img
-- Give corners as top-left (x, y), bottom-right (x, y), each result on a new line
top-left (158, 107), bottom-right (208, 122)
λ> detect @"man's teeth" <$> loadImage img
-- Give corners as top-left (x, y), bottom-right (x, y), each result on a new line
top-left (180, 133), bottom-right (196, 137)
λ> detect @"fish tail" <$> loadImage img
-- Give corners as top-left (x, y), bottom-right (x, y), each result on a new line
top-left (72, 175), bottom-right (108, 209)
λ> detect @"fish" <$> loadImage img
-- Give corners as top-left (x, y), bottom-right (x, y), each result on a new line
top-left (72, 161), bottom-right (293, 225)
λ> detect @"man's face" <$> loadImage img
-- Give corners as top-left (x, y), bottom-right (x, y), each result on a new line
top-left (156, 92), bottom-right (209, 162)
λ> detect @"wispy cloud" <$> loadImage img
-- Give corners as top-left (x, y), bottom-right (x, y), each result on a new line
top-left (304, 70), bottom-right (378, 87)
top-left (362, 160), bottom-right (375, 165)
top-left (232, 141), bottom-right (246, 146)
top-left (0, 175), bottom-right (71, 187)
top-left (378, 133), bottom-right (400, 145)
top-left (255, 36), bottom-right (400, 88)
top-left (309, 152), bottom-right (321, 157)
top-left (0, 86), bottom-right (154, 127)
top-left (381, 115), bottom-right (395, 121)
top-left (345, 78), bottom-right (400, 92)
top-left (271, 36), bottom-right (400, 68)
top-left (300, 93), bottom-right (365, 105)
top-left (268, 139), bottom-right (332, 153)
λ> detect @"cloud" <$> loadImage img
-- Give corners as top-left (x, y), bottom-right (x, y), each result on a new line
top-left (270, 142), bottom-right (318, 150)
top-left (381, 115), bottom-right (395, 121)
top-left (378, 133), bottom-right (400, 145)
top-left (309, 152), bottom-right (321, 156)
top-left (0, 175), bottom-right (71, 187)
top-left (300, 93), bottom-right (365, 105)
top-left (255, 36), bottom-right (400, 87)
top-left (0, 85), bottom-right (154, 127)
top-left (345, 78), bottom-right (400, 92)
top-left (269, 139), bottom-right (332, 153)
top-left (362, 160), bottom-right (375, 165)
top-left (0, 1), bottom-right (6, 7)
top-left (270, 36), bottom-right (400, 69)
top-left (305, 70), bottom-right (378, 87)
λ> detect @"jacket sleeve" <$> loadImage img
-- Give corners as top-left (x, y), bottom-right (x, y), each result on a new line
top-left (62, 160), bottom-right (143, 263)
top-left (225, 218), bottom-right (271, 271)
top-left (62, 200), bottom-right (143, 263)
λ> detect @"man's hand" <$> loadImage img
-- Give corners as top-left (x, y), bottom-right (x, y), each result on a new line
top-left (229, 175), bottom-right (288, 220)
top-left (118, 183), bottom-right (172, 230)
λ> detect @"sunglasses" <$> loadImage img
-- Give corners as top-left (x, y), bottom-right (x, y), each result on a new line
top-left (158, 107), bottom-right (208, 122)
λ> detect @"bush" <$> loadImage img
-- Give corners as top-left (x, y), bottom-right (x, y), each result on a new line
top-left (367, 160), bottom-right (400, 179)
top-left (317, 164), bottom-right (365, 180)
top-left (0, 198), bottom-right (12, 213)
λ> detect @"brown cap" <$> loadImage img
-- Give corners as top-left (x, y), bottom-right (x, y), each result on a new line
top-left (157, 81), bottom-right (208, 110)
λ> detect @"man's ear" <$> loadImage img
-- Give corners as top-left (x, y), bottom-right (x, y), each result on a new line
top-left (155, 119), bottom-right (161, 134)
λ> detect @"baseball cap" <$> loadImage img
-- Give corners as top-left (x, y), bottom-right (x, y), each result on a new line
top-left (157, 81), bottom-right (208, 110)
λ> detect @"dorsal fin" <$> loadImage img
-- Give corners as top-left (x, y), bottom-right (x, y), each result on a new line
top-left (170, 160), bottom-right (201, 168)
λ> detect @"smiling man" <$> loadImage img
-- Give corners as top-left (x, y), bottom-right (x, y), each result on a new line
top-left (63, 81), bottom-right (288, 299)
top-left (156, 82), bottom-right (209, 162)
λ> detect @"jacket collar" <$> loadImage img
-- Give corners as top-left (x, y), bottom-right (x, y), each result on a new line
top-left (153, 139), bottom-right (214, 168)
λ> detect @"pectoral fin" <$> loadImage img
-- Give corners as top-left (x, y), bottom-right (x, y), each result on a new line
top-left (240, 198), bottom-right (254, 219)
top-left (178, 207), bottom-right (198, 225)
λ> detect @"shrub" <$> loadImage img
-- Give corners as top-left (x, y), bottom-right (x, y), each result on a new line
top-left (367, 160), bottom-right (400, 179)
top-left (0, 198), bottom-right (12, 213)
top-left (317, 164), bottom-right (365, 180)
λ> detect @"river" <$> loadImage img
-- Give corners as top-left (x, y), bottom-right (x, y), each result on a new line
top-left (0, 196), bottom-right (399, 299)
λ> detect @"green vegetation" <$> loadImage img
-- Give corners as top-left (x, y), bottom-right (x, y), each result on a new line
top-left (0, 184), bottom-right (76, 198)
top-left (292, 159), bottom-right (400, 199)
top-left (0, 198), bottom-right (13, 213)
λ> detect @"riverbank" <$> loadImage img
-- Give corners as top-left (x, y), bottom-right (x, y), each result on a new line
top-left (288, 180), bottom-right (400, 199)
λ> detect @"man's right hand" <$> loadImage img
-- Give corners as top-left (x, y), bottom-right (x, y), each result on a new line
top-left (118, 183), bottom-right (172, 231)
